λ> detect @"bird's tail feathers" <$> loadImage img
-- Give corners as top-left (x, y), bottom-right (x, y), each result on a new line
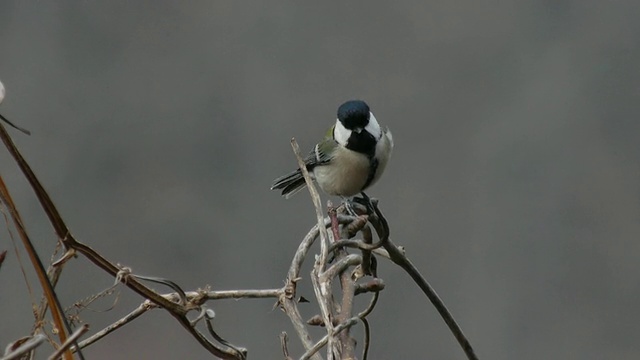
top-left (271, 170), bottom-right (308, 199)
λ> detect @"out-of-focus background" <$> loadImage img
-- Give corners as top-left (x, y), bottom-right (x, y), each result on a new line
top-left (1, 1), bottom-right (639, 359)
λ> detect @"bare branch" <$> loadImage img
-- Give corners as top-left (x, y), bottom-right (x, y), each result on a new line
top-left (77, 301), bottom-right (154, 350)
top-left (1, 335), bottom-right (46, 360)
top-left (279, 332), bottom-right (293, 360)
top-left (0, 127), bottom-right (247, 359)
top-left (204, 310), bottom-right (247, 359)
top-left (354, 279), bottom-right (385, 296)
top-left (199, 289), bottom-right (281, 300)
top-left (361, 319), bottom-right (371, 360)
top-left (279, 288), bottom-right (319, 360)
top-left (310, 270), bottom-right (338, 359)
top-left (0, 113), bottom-right (31, 135)
top-left (0, 173), bottom-right (75, 360)
top-left (0, 108), bottom-right (480, 360)
top-left (279, 224), bottom-right (323, 360)
top-left (132, 274), bottom-right (188, 305)
top-left (290, 138), bottom-right (338, 359)
top-left (329, 238), bottom-right (388, 253)
top-left (299, 317), bottom-right (359, 360)
top-left (289, 138), bottom-right (330, 270)
top-left (48, 324), bottom-right (89, 360)
top-left (366, 198), bottom-right (480, 360)
top-left (321, 254), bottom-right (361, 283)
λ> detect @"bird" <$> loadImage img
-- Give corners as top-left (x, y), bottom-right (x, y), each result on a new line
top-left (271, 100), bottom-right (393, 203)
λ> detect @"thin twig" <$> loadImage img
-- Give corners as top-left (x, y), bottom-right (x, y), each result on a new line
top-left (321, 254), bottom-right (361, 282)
top-left (0, 113), bottom-right (31, 135)
top-left (280, 291), bottom-right (318, 360)
top-left (132, 274), bottom-right (188, 305)
top-left (76, 283), bottom-right (282, 352)
top-left (334, 213), bottom-right (358, 358)
top-left (299, 317), bottom-right (359, 360)
top-left (361, 319), bottom-right (371, 360)
top-left (360, 225), bottom-right (374, 276)
top-left (200, 289), bottom-right (282, 300)
top-left (279, 224), bottom-right (323, 360)
top-left (48, 324), bottom-right (89, 360)
top-left (76, 301), bottom-right (154, 350)
top-left (329, 238), bottom-right (388, 253)
top-left (290, 138), bottom-right (337, 359)
top-left (367, 201), bottom-right (479, 360)
top-left (204, 311), bottom-right (247, 359)
top-left (279, 332), bottom-right (293, 360)
top-left (174, 315), bottom-right (245, 360)
top-left (354, 279), bottom-right (385, 296)
top-left (310, 272), bottom-right (338, 359)
top-left (289, 138), bottom-right (330, 271)
top-left (1, 334), bottom-right (46, 360)
top-left (358, 281), bottom-right (380, 360)
top-left (0, 122), bottom-right (246, 359)
top-left (0, 173), bottom-right (76, 360)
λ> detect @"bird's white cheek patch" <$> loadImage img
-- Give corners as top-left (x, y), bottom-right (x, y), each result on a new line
top-left (365, 112), bottom-right (382, 140)
top-left (334, 120), bottom-right (351, 146)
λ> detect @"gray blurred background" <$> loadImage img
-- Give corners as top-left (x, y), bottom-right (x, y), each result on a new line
top-left (1, 1), bottom-right (639, 359)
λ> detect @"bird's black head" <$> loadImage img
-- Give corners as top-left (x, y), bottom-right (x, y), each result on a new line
top-left (337, 100), bottom-right (370, 130)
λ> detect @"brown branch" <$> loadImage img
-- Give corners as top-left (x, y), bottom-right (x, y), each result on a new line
top-left (203, 310), bottom-right (248, 359)
top-left (310, 266), bottom-right (338, 359)
top-left (279, 224), bottom-right (323, 360)
top-left (354, 279), bottom-right (385, 295)
top-left (290, 138), bottom-right (338, 359)
top-left (361, 318), bottom-right (371, 360)
top-left (78, 287), bottom-right (283, 352)
top-left (289, 138), bottom-right (330, 270)
top-left (76, 301), bottom-right (154, 350)
top-left (299, 317), bottom-right (359, 360)
top-left (321, 254), bottom-right (361, 282)
top-left (47, 324), bottom-right (89, 360)
top-left (279, 332), bottom-right (293, 360)
top-left (329, 239), bottom-right (391, 257)
top-left (0, 109), bottom-right (479, 360)
top-left (0, 122), bottom-right (245, 359)
top-left (199, 288), bottom-right (281, 300)
top-left (2, 334), bottom-right (46, 360)
top-left (0, 113), bottom-right (31, 135)
top-left (366, 199), bottom-right (480, 360)
top-left (0, 174), bottom-right (73, 360)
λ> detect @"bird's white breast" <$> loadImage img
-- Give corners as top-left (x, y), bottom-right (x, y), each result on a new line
top-left (313, 128), bottom-right (393, 197)
top-left (313, 146), bottom-right (371, 197)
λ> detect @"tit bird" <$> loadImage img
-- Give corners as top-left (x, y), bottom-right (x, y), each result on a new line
top-left (271, 100), bottom-right (393, 201)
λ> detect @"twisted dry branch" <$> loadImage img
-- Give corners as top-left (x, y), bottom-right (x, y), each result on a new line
top-left (0, 125), bottom-right (478, 360)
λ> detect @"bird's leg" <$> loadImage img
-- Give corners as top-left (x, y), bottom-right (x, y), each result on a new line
top-left (353, 192), bottom-right (375, 215)
top-left (341, 196), bottom-right (358, 216)
top-left (342, 193), bottom-right (375, 216)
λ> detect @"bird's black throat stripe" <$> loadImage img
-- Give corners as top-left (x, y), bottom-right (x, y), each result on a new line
top-left (346, 130), bottom-right (376, 158)
top-left (345, 130), bottom-right (379, 191)
top-left (362, 157), bottom-right (379, 191)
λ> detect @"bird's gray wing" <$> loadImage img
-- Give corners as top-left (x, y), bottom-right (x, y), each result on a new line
top-left (304, 137), bottom-right (337, 169)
